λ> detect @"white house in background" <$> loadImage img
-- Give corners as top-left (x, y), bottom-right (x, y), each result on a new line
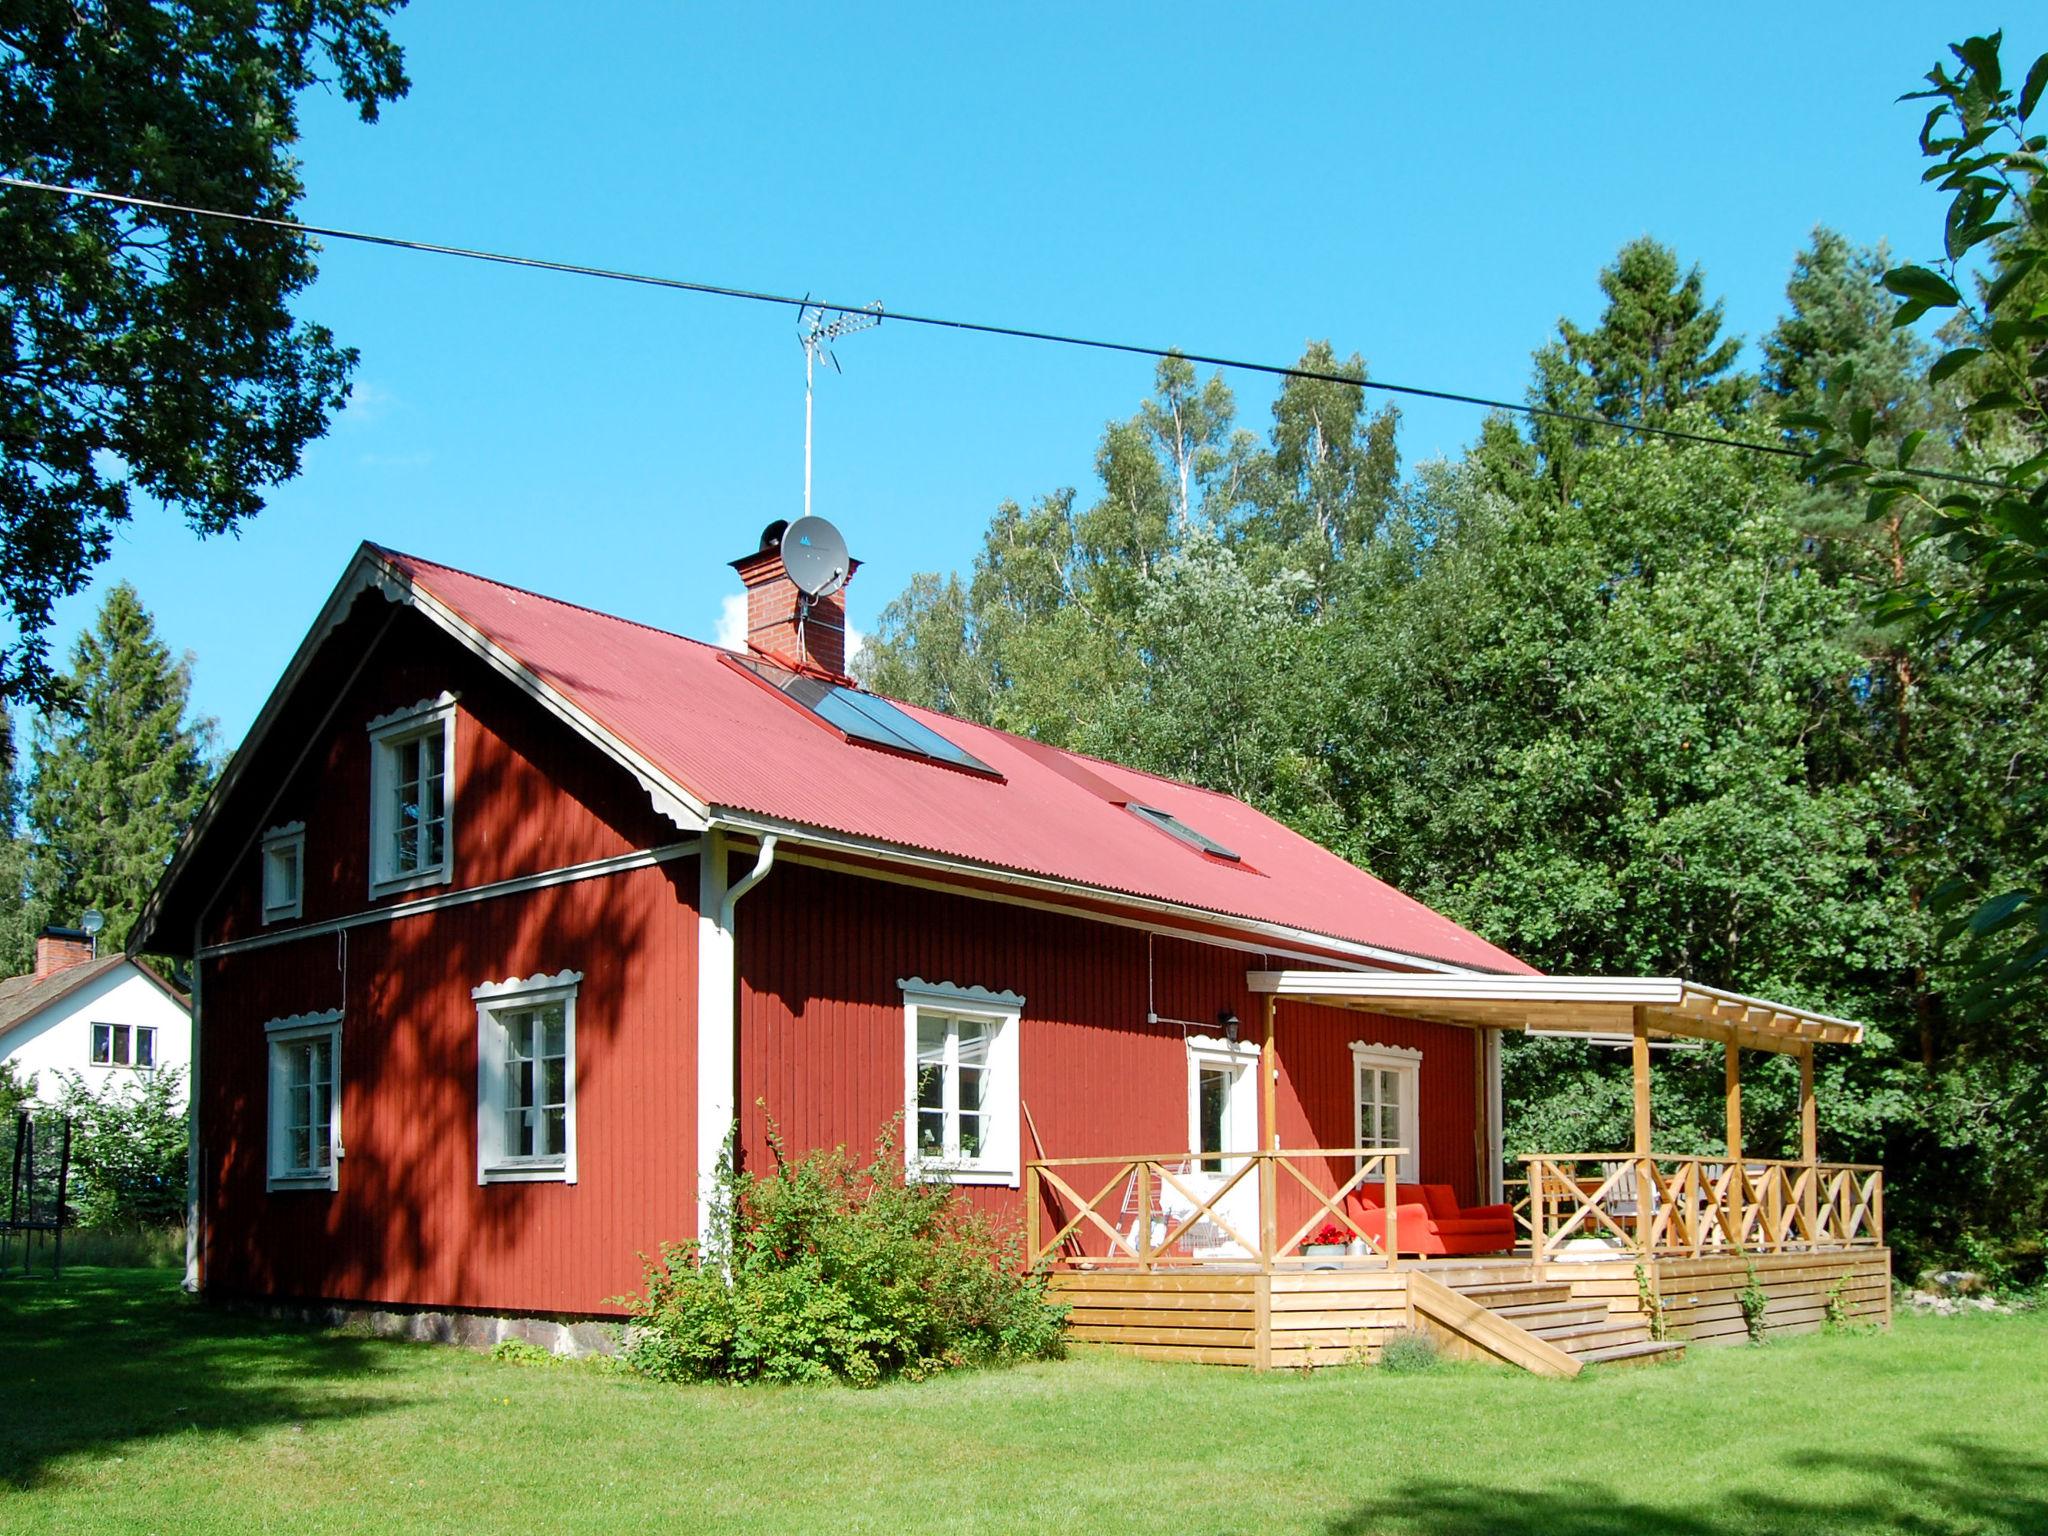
top-left (0, 927), bottom-right (190, 1103)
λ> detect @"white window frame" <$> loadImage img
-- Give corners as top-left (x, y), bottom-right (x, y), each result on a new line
top-left (89, 1022), bottom-right (158, 1070)
top-left (474, 970), bottom-right (582, 1185)
top-left (900, 978), bottom-right (1023, 1188)
top-left (1185, 1033), bottom-right (1261, 1170)
top-left (260, 821), bottom-right (306, 924)
top-left (1350, 1040), bottom-right (1422, 1183)
top-left (367, 693), bottom-right (458, 899)
top-left (266, 1011), bottom-right (343, 1192)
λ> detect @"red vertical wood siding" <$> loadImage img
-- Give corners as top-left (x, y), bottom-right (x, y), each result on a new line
top-left (736, 861), bottom-right (1481, 1256)
top-left (198, 610), bottom-right (697, 1316)
top-left (200, 862), bottom-right (697, 1314)
top-left (210, 606), bottom-right (677, 949)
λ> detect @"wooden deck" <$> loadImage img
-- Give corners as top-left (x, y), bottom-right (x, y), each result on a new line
top-left (1029, 1142), bottom-right (1890, 1373)
top-left (1050, 1248), bottom-right (1892, 1372)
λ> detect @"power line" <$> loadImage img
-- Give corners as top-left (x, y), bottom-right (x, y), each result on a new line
top-left (0, 174), bottom-right (2002, 492)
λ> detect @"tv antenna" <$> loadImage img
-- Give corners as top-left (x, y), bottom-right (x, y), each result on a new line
top-left (798, 300), bottom-right (882, 522)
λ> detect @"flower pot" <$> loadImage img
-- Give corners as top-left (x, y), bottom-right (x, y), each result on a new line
top-left (1303, 1243), bottom-right (1347, 1257)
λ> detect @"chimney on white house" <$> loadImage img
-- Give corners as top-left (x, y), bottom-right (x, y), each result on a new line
top-left (730, 521), bottom-right (860, 681)
top-left (35, 926), bottom-right (94, 980)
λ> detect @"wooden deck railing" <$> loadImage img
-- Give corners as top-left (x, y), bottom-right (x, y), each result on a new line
top-left (1025, 1148), bottom-right (1407, 1272)
top-left (1522, 1154), bottom-right (1884, 1260)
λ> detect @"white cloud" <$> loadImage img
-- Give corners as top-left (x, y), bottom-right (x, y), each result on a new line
top-left (844, 624), bottom-right (865, 665)
top-left (714, 592), bottom-right (749, 650)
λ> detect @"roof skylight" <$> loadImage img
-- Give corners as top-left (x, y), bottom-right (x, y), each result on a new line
top-left (731, 655), bottom-right (997, 775)
top-left (1128, 802), bottom-right (1241, 861)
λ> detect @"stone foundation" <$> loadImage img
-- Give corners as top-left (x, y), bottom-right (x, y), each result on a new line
top-left (221, 1295), bottom-right (625, 1358)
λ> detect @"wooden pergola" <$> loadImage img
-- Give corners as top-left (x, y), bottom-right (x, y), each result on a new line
top-left (1246, 971), bottom-right (1866, 1166)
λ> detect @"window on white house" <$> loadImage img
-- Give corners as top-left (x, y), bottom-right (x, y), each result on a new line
top-left (261, 822), bottom-right (305, 923)
top-left (474, 971), bottom-right (581, 1184)
top-left (90, 1023), bottom-right (156, 1069)
top-left (367, 696), bottom-right (456, 897)
top-left (266, 1012), bottom-right (343, 1191)
top-left (900, 979), bottom-right (1023, 1186)
top-left (1351, 1042), bottom-right (1421, 1182)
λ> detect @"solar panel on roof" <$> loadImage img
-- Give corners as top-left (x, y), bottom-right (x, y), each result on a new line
top-left (731, 656), bottom-right (998, 775)
top-left (1129, 802), bottom-right (1241, 861)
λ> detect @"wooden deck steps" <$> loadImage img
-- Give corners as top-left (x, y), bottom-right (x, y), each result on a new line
top-left (1436, 1273), bottom-right (1685, 1374)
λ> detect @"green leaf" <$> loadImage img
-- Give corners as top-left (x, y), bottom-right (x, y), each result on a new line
top-left (1983, 252), bottom-right (2040, 312)
top-left (2022, 52), bottom-right (2048, 120)
top-left (1777, 409), bottom-right (1832, 434)
top-left (1968, 890), bottom-right (2032, 936)
top-left (1896, 430), bottom-right (1928, 468)
top-left (1883, 265), bottom-right (1963, 307)
top-left (1965, 389), bottom-right (2023, 415)
top-left (1929, 346), bottom-right (1983, 384)
top-left (1956, 35), bottom-right (2002, 97)
top-left (1849, 407), bottom-right (1874, 449)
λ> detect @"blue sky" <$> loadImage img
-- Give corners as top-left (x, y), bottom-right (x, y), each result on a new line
top-left (35, 4), bottom-right (2037, 748)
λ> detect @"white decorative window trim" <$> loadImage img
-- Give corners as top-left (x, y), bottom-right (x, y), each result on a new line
top-left (368, 692), bottom-right (457, 899)
top-left (900, 979), bottom-right (1023, 1188)
top-left (1350, 1040), bottom-right (1421, 1182)
top-left (260, 821), bottom-right (306, 924)
top-left (1348, 1040), bottom-right (1423, 1066)
top-left (474, 970), bottom-right (582, 1185)
top-left (265, 1010), bottom-right (343, 1193)
top-left (897, 977), bottom-right (1027, 1011)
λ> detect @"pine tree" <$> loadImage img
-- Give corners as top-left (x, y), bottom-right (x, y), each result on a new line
top-left (0, 708), bottom-right (31, 973)
top-left (1525, 239), bottom-right (1752, 496)
top-left (28, 585), bottom-right (214, 953)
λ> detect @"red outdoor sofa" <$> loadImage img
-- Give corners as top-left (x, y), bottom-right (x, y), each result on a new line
top-left (1342, 1182), bottom-right (1518, 1257)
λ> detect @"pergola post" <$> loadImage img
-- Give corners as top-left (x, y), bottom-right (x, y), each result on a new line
top-left (1798, 1044), bottom-right (1817, 1164)
top-left (1260, 995), bottom-right (1278, 1271)
top-left (1724, 1041), bottom-right (1743, 1162)
top-left (1631, 1007), bottom-right (1652, 1253)
top-left (1798, 1042), bottom-right (1819, 1241)
top-left (1631, 1007), bottom-right (1652, 1157)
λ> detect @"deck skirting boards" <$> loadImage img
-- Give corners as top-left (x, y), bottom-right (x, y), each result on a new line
top-left (1048, 1248), bottom-right (1892, 1370)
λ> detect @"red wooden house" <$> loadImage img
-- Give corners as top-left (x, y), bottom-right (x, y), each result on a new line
top-left (139, 529), bottom-right (1888, 1372)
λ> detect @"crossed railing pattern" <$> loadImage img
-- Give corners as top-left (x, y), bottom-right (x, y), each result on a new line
top-left (1025, 1148), bottom-right (1407, 1271)
top-left (1521, 1154), bottom-right (1884, 1260)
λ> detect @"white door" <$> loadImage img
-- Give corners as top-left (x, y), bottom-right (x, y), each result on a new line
top-left (1182, 1039), bottom-right (1262, 1257)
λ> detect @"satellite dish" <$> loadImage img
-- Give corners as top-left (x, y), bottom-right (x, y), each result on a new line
top-left (79, 910), bottom-right (105, 937)
top-left (781, 516), bottom-right (849, 599)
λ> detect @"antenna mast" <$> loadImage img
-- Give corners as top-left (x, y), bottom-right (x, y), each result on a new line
top-left (798, 300), bottom-right (882, 521)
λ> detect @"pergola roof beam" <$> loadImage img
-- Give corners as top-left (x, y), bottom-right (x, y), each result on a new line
top-left (1245, 971), bottom-right (1864, 1054)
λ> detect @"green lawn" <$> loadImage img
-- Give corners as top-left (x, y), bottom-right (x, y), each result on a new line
top-left (2, 1270), bottom-right (2042, 1535)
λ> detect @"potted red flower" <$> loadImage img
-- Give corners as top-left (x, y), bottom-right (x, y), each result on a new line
top-left (1303, 1220), bottom-right (1350, 1257)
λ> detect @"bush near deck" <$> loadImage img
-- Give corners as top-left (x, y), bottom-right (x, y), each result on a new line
top-left (620, 1133), bottom-right (1065, 1385)
top-left (4, 1269), bottom-right (2045, 1536)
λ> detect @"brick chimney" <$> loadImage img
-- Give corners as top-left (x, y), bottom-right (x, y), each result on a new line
top-left (730, 521), bottom-right (860, 681)
top-left (35, 926), bottom-right (93, 979)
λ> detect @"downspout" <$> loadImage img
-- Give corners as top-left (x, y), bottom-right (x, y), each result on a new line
top-left (721, 833), bottom-right (779, 928)
top-left (183, 920), bottom-right (203, 1294)
top-left (695, 830), bottom-right (777, 1248)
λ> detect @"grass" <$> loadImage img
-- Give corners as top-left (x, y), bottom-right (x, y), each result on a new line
top-left (2, 1270), bottom-right (2044, 1535)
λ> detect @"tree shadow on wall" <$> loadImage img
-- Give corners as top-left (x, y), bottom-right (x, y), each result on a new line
top-left (0, 1269), bottom-right (403, 1491)
top-left (1320, 1438), bottom-right (2048, 1536)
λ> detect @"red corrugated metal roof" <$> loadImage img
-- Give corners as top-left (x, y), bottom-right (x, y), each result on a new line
top-left (386, 549), bottom-right (1535, 975)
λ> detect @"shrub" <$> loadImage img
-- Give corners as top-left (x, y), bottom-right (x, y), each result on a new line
top-left (1739, 1259), bottom-right (1770, 1345)
top-left (620, 1123), bottom-right (1067, 1386)
top-left (50, 1067), bottom-right (188, 1230)
top-left (1376, 1327), bottom-right (1439, 1374)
